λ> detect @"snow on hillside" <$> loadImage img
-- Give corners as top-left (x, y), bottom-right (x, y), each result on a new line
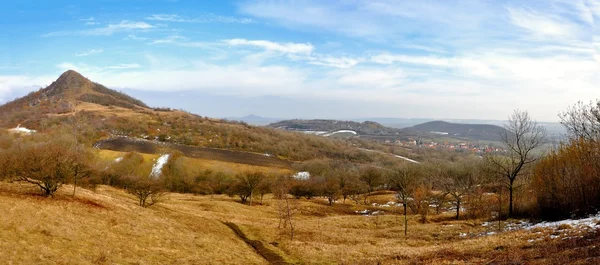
top-left (149, 154), bottom-right (170, 180)
top-left (322, 130), bottom-right (358, 137)
top-left (393, 154), bottom-right (420, 164)
top-left (359, 148), bottom-right (420, 164)
top-left (293, 171), bottom-right (310, 180)
top-left (8, 125), bottom-right (36, 135)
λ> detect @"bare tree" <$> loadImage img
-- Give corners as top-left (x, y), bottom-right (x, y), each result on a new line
top-left (230, 171), bottom-right (265, 206)
top-left (388, 164), bottom-right (422, 236)
top-left (487, 110), bottom-right (546, 217)
top-left (439, 162), bottom-right (479, 220)
top-left (272, 176), bottom-right (298, 240)
top-left (125, 175), bottom-right (165, 207)
top-left (559, 100), bottom-right (600, 141)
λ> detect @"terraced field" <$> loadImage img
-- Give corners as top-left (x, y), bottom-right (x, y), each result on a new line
top-left (94, 137), bottom-right (291, 169)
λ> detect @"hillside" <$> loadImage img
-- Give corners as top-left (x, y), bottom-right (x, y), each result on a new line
top-left (404, 121), bottom-right (507, 142)
top-left (2, 181), bottom-right (598, 264)
top-left (0, 70), bottom-right (407, 165)
top-left (268, 119), bottom-right (409, 137)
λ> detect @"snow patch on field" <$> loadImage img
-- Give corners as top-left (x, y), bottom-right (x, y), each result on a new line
top-left (299, 131), bottom-right (328, 135)
top-left (393, 154), bottom-right (420, 164)
top-left (8, 125), bottom-right (36, 135)
top-left (149, 154), bottom-right (170, 180)
top-left (359, 148), bottom-right (420, 164)
top-left (293, 171), bottom-right (310, 180)
top-left (322, 130), bottom-right (357, 137)
top-left (527, 213), bottom-right (600, 230)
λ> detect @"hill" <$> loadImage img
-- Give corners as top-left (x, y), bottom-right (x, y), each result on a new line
top-left (404, 121), bottom-right (507, 142)
top-left (268, 119), bottom-right (409, 137)
top-left (0, 70), bottom-right (407, 166)
top-left (226, 114), bottom-right (281, 126)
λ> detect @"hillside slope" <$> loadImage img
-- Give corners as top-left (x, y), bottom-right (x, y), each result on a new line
top-left (269, 119), bottom-right (409, 136)
top-left (404, 121), bottom-right (507, 141)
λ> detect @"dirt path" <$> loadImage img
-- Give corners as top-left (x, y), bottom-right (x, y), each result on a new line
top-left (222, 222), bottom-right (291, 265)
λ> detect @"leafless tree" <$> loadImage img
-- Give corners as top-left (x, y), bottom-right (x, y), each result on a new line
top-left (388, 164), bottom-right (423, 236)
top-left (125, 175), bottom-right (165, 207)
top-left (439, 162), bottom-right (479, 220)
top-left (559, 100), bottom-right (600, 141)
top-left (487, 110), bottom-right (546, 217)
top-left (272, 176), bottom-right (298, 240)
top-left (231, 171), bottom-right (265, 206)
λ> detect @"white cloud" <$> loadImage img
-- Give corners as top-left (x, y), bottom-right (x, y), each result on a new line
top-left (306, 55), bottom-right (361, 68)
top-left (56, 62), bottom-right (141, 72)
top-left (81, 17), bottom-right (97, 25)
top-left (75, 49), bottom-right (103, 57)
top-left (507, 7), bottom-right (581, 39)
top-left (125, 34), bottom-right (148, 41)
top-left (224, 39), bottom-right (314, 55)
top-left (149, 35), bottom-right (188, 44)
top-left (146, 14), bottom-right (253, 24)
top-left (0, 75), bottom-right (55, 102)
top-left (42, 21), bottom-right (154, 37)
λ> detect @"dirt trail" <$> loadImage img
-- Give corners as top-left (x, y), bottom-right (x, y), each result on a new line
top-left (222, 222), bottom-right (291, 265)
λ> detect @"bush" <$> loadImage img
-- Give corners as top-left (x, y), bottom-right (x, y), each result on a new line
top-left (124, 175), bottom-right (165, 207)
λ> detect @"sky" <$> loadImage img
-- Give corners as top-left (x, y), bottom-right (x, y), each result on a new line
top-left (1, 0), bottom-right (599, 122)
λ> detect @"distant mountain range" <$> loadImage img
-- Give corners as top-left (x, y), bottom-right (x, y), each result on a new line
top-left (225, 114), bottom-right (281, 126)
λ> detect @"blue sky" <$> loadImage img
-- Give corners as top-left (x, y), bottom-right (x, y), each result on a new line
top-left (1, 0), bottom-right (599, 121)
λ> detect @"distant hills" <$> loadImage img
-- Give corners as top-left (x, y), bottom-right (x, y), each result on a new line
top-left (268, 119), bottom-right (407, 137)
top-left (403, 121), bottom-right (507, 142)
top-left (269, 119), bottom-right (510, 142)
top-left (226, 114), bottom-right (281, 126)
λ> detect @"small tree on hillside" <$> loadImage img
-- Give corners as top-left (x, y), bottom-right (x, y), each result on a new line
top-left (124, 175), bottom-right (165, 207)
top-left (272, 176), bottom-right (298, 240)
top-left (388, 164), bottom-right (423, 236)
top-left (440, 162), bottom-right (479, 220)
top-left (4, 135), bottom-right (91, 197)
top-left (230, 171), bottom-right (265, 205)
top-left (487, 110), bottom-right (546, 217)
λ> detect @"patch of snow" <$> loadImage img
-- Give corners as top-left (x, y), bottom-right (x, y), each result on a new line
top-left (149, 154), bottom-right (170, 180)
top-left (393, 154), bottom-right (420, 164)
top-left (322, 130), bottom-right (358, 137)
top-left (359, 148), bottom-right (420, 164)
top-left (293, 171), bottom-right (310, 180)
top-left (8, 125), bottom-right (36, 135)
top-left (527, 213), bottom-right (600, 230)
top-left (300, 131), bottom-right (328, 135)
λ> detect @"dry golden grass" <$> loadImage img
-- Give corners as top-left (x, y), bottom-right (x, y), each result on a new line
top-left (1, 181), bottom-right (598, 265)
top-left (0, 182), bottom-right (268, 265)
top-left (97, 149), bottom-right (291, 176)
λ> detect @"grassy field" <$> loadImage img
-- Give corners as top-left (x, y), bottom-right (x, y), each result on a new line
top-left (0, 181), bottom-right (598, 264)
top-left (95, 137), bottom-right (291, 169)
top-left (96, 149), bottom-right (290, 176)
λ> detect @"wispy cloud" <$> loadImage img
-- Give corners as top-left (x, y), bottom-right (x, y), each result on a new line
top-left (507, 7), bottom-right (581, 39)
top-left (81, 17), bottom-right (97, 25)
top-left (125, 34), bottom-right (149, 41)
top-left (224, 38), bottom-right (314, 55)
top-left (75, 49), bottom-right (103, 57)
top-left (149, 35), bottom-right (188, 44)
top-left (146, 13), bottom-right (253, 24)
top-left (43, 21), bottom-right (154, 37)
top-left (57, 62), bottom-right (141, 72)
